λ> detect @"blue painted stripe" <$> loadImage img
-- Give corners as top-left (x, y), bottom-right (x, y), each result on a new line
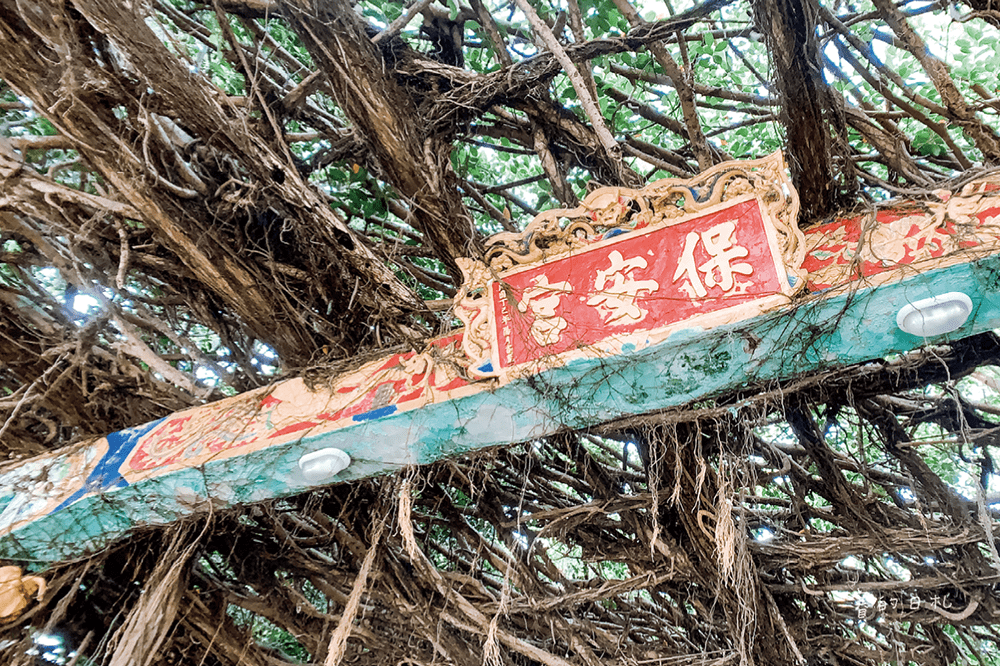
top-left (50, 418), bottom-right (165, 514)
top-left (352, 405), bottom-right (397, 422)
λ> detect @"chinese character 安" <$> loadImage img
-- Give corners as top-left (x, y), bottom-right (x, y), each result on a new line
top-left (586, 250), bottom-right (660, 326)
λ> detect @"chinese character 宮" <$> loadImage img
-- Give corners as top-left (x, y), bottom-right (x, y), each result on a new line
top-left (586, 250), bottom-right (660, 325)
top-left (673, 220), bottom-right (754, 299)
top-left (517, 275), bottom-right (573, 346)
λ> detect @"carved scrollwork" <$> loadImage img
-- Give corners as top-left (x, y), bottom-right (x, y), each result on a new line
top-left (453, 258), bottom-right (495, 378)
top-left (482, 151), bottom-right (806, 287)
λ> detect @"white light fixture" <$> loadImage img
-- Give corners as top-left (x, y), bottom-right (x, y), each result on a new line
top-left (298, 448), bottom-right (351, 483)
top-left (896, 292), bottom-right (973, 337)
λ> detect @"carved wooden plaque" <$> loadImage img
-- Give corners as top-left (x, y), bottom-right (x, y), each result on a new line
top-left (455, 152), bottom-right (806, 378)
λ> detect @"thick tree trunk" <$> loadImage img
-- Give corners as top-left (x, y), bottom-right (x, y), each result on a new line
top-left (752, 0), bottom-right (853, 220)
top-left (282, 0), bottom-right (481, 279)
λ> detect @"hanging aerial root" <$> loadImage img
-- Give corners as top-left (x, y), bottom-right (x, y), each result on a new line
top-left (716, 456), bottom-right (758, 666)
top-left (324, 504), bottom-right (388, 666)
top-left (106, 525), bottom-right (203, 666)
top-left (482, 545), bottom-right (514, 666)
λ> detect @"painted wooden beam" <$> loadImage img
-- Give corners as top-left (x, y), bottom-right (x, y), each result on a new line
top-left (2, 153), bottom-right (999, 565)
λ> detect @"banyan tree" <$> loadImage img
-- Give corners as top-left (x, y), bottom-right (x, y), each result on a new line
top-left (3, 0), bottom-right (1000, 663)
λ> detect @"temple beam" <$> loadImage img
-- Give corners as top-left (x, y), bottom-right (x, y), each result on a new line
top-left (3, 154), bottom-right (999, 565)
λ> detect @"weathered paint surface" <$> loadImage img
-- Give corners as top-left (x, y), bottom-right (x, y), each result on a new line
top-left (803, 188), bottom-right (1000, 290)
top-left (2, 155), bottom-right (1000, 565)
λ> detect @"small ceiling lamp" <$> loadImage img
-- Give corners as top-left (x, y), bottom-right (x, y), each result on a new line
top-left (896, 292), bottom-right (973, 338)
top-left (298, 448), bottom-right (351, 483)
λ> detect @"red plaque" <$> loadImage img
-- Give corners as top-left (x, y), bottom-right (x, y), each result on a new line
top-left (490, 197), bottom-right (792, 370)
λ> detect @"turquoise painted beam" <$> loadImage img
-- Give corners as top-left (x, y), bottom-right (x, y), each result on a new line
top-left (2, 153), bottom-right (999, 565)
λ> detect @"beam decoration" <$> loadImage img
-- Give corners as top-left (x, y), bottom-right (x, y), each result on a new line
top-left (3, 153), bottom-right (1000, 566)
top-left (803, 183), bottom-right (1000, 290)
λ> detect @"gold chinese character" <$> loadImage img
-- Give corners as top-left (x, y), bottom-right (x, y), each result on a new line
top-left (673, 221), bottom-right (754, 299)
top-left (586, 250), bottom-right (660, 326)
top-left (517, 275), bottom-right (572, 346)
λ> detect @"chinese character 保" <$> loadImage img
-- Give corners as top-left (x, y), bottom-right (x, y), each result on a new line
top-left (517, 275), bottom-right (572, 346)
top-left (673, 220), bottom-right (753, 299)
top-left (586, 250), bottom-right (660, 326)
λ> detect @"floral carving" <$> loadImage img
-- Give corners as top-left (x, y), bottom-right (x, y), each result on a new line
top-left (479, 151), bottom-right (805, 288)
